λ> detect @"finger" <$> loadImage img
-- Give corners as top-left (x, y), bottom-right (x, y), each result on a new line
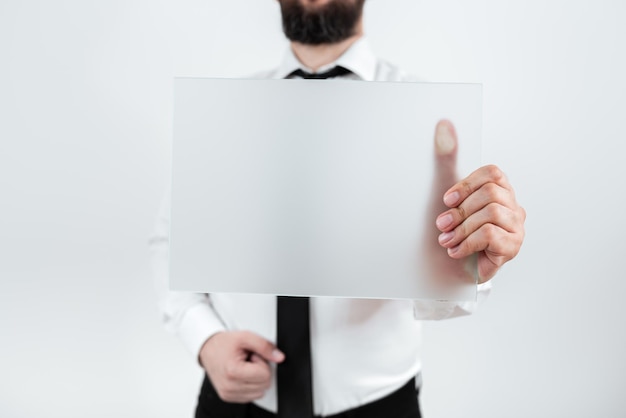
top-left (246, 390), bottom-right (268, 401)
top-left (446, 223), bottom-right (523, 265)
top-left (438, 202), bottom-right (519, 249)
top-left (238, 331), bottom-right (285, 364)
top-left (232, 376), bottom-right (271, 393)
top-left (248, 353), bottom-right (265, 364)
top-left (443, 164), bottom-right (513, 209)
top-left (436, 182), bottom-right (518, 233)
top-left (217, 382), bottom-right (269, 403)
top-left (230, 357), bottom-right (272, 384)
top-left (241, 353), bottom-right (272, 388)
top-left (433, 119), bottom-right (459, 184)
top-left (434, 119), bottom-right (458, 160)
top-left (248, 354), bottom-right (273, 390)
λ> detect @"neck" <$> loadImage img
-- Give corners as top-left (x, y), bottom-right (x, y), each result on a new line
top-left (290, 24), bottom-right (363, 72)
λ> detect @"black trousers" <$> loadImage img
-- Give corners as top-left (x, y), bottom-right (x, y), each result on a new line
top-left (195, 375), bottom-right (422, 418)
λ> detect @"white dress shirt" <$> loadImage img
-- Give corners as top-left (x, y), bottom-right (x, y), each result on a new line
top-left (150, 37), bottom-right (491, 416)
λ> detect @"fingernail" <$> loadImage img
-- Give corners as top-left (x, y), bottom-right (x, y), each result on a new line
top-left (438, 231), bottom-right (454, 244)
top-left (436, 122), bottom-right (456, 155)
top-left (272, 349), bottom-right (285, 362)
top-left (443, 191), bottom-right (460, 207)
top-left (436, 213), bottom-right (453, 230)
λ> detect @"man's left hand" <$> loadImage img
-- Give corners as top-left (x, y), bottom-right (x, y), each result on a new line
top-left (434, 120), bottom-right (526, 283)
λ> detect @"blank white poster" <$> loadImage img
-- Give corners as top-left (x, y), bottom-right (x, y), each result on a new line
top-left (170, 78), bottom-right (481, 300)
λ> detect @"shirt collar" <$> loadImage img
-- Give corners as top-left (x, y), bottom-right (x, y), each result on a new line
top-left (274, 37), bottom-right (377, 81)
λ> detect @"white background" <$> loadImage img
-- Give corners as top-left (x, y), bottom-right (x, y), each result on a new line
top-left (1, 0), bottom-right (625, 417)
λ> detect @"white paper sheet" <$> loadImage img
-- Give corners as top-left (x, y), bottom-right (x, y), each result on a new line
top-left (170, 78), bottom-right (482, 300)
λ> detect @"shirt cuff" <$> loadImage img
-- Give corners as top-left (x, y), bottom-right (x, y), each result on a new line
top-left (412, 280), bottom-right (492, 320)
top-left (177, 303), bottom-right (227, 362)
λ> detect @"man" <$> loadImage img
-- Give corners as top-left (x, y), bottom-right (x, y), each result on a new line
top-left (150, 0), bottom-right (526, 417)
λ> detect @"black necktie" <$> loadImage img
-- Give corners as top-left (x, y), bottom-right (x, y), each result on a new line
top-left (276, 66), bottom-right (352, 418)
top-left (276, 296), bottom-right (313, 418)
top-left (287, 65), bottom-right (352, 80)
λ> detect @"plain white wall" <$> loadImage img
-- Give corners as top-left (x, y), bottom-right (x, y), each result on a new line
top-left (1, 0), bottom-right (625, 417)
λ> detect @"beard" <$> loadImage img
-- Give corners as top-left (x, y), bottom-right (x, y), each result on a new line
top-left (279, 0), bottom-right (365, 45)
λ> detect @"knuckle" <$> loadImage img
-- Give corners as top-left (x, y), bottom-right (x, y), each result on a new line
top-left (461, 180), bottom-right (473, 198)
top-left (482, 223), bottom-right (499, 243)
top-left (224, 364), bottom-right (238, 380)
top-left (519, 206), bottom-right (527, 222)
top-left (494, 239), bottom-right (509, 257)
top-left (486, 164), bottom-right (503, 181)
top-left (456, 204), bottom-right (467, 221)
top-left (483, 182), bottom-right (501, 200)
top-left (461, 237), bottom-right (478, 255)
top-left (238, 330), bottom-right (251, 342)
top-left (486, 202), bottom-right (503, 223)
top-left (515, 231), bottom-right (525, 252)
top-left (457, 220), bottom-right (469, 240)
top-left (511, 206), bottom-right (525, 228)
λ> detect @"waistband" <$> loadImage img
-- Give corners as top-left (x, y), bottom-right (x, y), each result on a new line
top-left (250, 376), bottom-right (419, 418)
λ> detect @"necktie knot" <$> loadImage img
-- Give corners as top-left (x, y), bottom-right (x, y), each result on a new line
top-left (287, 65), bottom-right (352, 80)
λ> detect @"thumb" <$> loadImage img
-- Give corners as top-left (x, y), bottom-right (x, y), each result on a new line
top-left (434, 119), bottom-right (459, 179)
top-left (239, 331), bottom-right (285, 364)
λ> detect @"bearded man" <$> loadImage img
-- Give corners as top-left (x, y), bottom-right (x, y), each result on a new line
top-left (151, 1), bottom-right (526, 417)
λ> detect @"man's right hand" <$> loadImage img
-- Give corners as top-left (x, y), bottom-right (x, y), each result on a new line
top-left (199, 330), bottom-right (285, 403)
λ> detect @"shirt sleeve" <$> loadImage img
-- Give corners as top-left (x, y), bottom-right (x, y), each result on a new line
top-left (412, 281), bottom-right (492, 320)
top-left (149, 190), bottom-right (227, 361)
